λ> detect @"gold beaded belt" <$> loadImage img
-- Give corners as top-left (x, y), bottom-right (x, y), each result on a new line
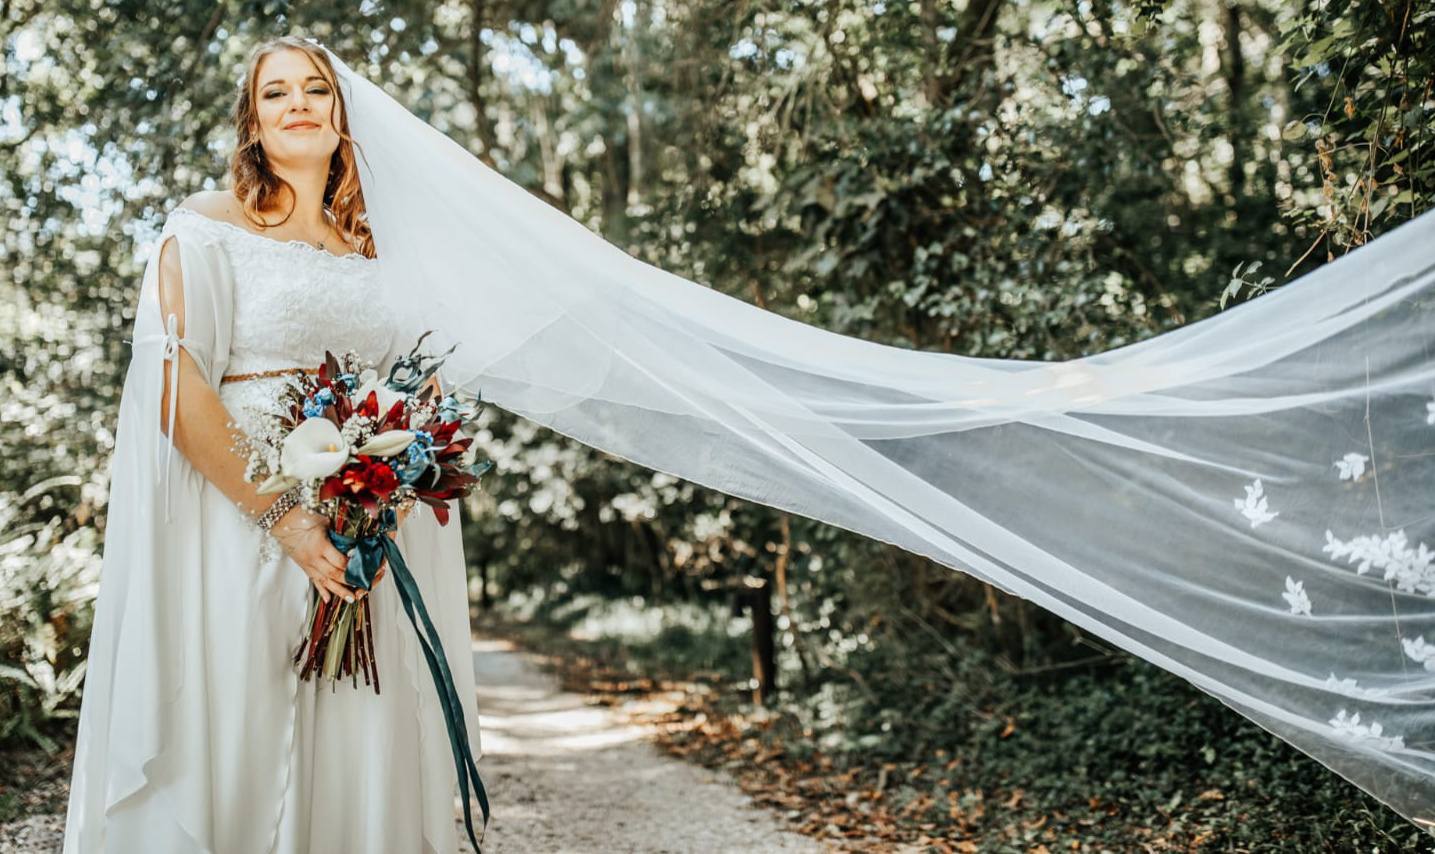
top-left (220, 367), bottom-right (319, 385)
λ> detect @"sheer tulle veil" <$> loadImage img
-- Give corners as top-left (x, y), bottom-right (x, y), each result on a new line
top-left (317, 41), bottom-right (1435, 831)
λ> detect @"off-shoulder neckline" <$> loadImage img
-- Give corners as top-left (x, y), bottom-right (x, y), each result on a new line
top-left (169, 206), bottom-right (377, 264)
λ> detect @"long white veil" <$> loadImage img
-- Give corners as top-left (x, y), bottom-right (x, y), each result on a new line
top-left (319, 44), bottom-right (1435, 831)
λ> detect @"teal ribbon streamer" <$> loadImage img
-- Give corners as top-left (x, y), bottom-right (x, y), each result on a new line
top-left (327, 526), bottom-right (491, 852)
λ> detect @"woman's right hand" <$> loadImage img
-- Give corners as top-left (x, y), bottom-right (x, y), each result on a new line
top-left (270, 506), bottom-right (360, 605)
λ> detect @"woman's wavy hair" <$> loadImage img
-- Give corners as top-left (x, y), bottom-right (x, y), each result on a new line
top-left (229, 36), bottom-right (374, 259)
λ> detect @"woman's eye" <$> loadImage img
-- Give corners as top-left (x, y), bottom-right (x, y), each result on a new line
top-left (262, 89), bottom-right (329, 98)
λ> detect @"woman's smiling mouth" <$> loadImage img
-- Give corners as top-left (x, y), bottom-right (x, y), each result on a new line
top-left (283, 121), bottom-right (320, 130)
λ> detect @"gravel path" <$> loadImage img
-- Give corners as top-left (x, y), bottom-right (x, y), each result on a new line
top-left (463, 636), bottom-right (827, 853)
top-left (2, 637), bottom-right (827, 854)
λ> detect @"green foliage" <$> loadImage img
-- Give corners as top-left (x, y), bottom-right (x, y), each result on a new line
top-left (1277, 0), bottom-right (1435, 252)
top-left (0, 479), bottom-right (97, 751)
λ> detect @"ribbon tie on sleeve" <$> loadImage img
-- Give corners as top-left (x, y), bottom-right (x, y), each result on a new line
top-left (132, 311), bottom-right (199, 522)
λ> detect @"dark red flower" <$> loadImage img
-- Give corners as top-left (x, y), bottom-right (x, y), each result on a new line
top-left (356, 390), bottom-right (380, 420)
top-left (341, 456), bottom-right (400, 499)
top-left (321, 456), bottom-right (400, 518)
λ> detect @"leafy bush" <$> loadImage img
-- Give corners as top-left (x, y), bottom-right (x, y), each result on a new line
top-left (0, 478), bottom-right (100, 753)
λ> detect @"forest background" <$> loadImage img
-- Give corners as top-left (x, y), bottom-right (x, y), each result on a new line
top-left (2, 0), bottom-right (1433, 847)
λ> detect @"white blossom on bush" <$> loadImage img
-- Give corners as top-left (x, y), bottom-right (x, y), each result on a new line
top-left (1329, 709), bottom-right (1404, 750)
top-left (1234, 478), bottom-right (1277, 528)
top-left (1333, 452), bottom-right (1369, 481)
top-left (1322, 529), bottom-right (1435, 596)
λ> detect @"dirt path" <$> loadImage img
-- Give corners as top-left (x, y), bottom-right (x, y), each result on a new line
top-left (461, 636), bottom-right (826, 853)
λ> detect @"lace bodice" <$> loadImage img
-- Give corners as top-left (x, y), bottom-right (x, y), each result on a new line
top-left (168, 208), bottom-right (396, 434)
top-left (170, 207), bottom-right (393, 373)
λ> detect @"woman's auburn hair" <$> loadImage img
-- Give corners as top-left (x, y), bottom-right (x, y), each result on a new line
top-left (229, 36), bottom-right (375, 259)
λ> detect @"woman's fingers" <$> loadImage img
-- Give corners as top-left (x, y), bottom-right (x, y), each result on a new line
top-left (310, 572), bottom-right (336, 604)
top-left (328, 577), bottom-right (355, 603)
top-left (307, 560), bottom-right (354, 603)
top-left (322, 543), bottom-right (349, 573)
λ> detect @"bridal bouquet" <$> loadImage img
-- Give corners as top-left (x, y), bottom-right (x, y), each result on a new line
top-left (241, 335), bottom-right (493, 692)
top-left (240, 335), bottom-right (495, 849)
top-left (237, 335), bottom-right (494, 851)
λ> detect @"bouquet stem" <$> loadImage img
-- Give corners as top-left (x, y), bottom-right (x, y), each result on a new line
top-left (291, 511), bottom-right (384, 693)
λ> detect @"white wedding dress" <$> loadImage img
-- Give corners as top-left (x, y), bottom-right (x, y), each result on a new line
top-left (62, 207), bottom-right (483, 854)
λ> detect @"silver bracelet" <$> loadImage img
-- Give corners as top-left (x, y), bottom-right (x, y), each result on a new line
top-left (257, 488), bottom-right (301, 532)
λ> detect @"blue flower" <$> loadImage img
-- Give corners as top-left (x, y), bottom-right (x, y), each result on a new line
top-left (302, 386), bottom-right (337, 419)
top-left (397, 450), bottom-right (432, 485)
top-left (396, 433), bottom-right (439, 485)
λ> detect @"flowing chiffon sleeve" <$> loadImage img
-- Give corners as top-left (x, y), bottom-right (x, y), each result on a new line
top-left (147, 220), bottom-right (231, 518)
top-left (63, 208), bottom-right (236, 852)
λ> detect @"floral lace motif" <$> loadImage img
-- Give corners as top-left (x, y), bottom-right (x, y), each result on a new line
top-left (1288, 396), bottom-right (1435, 753)
top-left (1233, 477), bottom-right (1277, 528)
top-left (1333, 452), bottom-right (1369, 481)
top-left (1322, 528), bottom-right (1435, 596)
top-left (1281, 576), bottom-right (1311, 616)
top-left (1329, 709), bottom-right (1405, 751)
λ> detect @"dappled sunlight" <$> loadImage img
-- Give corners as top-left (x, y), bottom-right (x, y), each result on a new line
top-left (473, 637), bottom-right (655, 756)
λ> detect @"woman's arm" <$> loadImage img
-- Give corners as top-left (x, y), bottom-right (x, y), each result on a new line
top-left (155, 236), bottom-right (270, 518)
top-left (156, 231), bottom-right (364, 604)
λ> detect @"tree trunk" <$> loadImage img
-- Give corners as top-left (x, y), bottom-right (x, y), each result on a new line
top-left (745, 575), bottom-right (777, 704)
top-left (467, 0), bottom-right (500, 165)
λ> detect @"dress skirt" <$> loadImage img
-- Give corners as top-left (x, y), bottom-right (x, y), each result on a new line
top-left (96, 380), bottom-right (470, 853)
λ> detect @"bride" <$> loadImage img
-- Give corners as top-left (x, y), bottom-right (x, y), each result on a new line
top-left (63, 29), bottom-right (1435, 849)
top-left (62, 37), bottom-right (483, 853)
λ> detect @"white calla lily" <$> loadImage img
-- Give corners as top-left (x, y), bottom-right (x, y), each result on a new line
top-left (355, 429), bottom-right (416, 457)
top-left (256, 472), bottom-right (300, 495)
top-left (279, 417), bottom-right (351, 480)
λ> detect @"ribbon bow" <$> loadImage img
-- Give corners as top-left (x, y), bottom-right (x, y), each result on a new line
top-left (326, 509), bottom-right (395, 590)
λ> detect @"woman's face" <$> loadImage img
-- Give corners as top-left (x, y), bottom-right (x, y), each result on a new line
top-left (252, 49), bottom-right (341, 169)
